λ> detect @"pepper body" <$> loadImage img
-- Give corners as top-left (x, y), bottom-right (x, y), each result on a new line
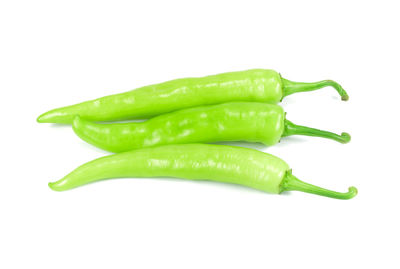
top-left (37, 69), bottom-right (282, 124)
top-left (49, 144), bottom-right (289, 192)
top-left (73, 102), bottom-right (285, 152)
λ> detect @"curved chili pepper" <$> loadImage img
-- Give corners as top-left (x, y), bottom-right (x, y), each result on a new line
top-left (71, 102), bottom-right (350, 153)
top-left (37, 69), bottom-right (348, 124)
top-left (48, 144), bottom-right (357, 199)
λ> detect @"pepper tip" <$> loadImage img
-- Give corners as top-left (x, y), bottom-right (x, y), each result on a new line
top-left (48, 181), bottom-right (61, 191)
top-left (36, 114), bottom-right (45, 123)
top-left (48, 182), bottom-right (55, 190)
top-left (36, 111), bottom-right (54, 123)
top-left (72, 114), bottom-right (81, 127)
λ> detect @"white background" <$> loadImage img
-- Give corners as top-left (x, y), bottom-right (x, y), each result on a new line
top-left (1, 1), bottom-right (399, 268)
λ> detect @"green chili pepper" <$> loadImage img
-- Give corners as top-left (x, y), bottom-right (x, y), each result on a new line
top-left (48, 144), bottom-right (357, 199)
top-left (72, 102), bottom-right (350, 153)
top-left (37, 69), bottom-right (348, 124)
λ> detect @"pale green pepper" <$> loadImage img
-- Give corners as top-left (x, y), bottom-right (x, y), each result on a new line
top-left (37, 69), bottom-right (348, 124)
top-left (72, 102), bottom-right (350, 153)
top-left (48, 144), bottom-right (357, 199)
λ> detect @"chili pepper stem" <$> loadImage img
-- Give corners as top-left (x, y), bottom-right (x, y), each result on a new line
top-left (282, 119), bottom-right (351, 144)
top-left (281, 77), bottom-right (349, 101)
top-left (280, 170), bottom-right (357, 199)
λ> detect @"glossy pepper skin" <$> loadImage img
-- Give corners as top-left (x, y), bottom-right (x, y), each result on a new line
top-left (48, 144), bottom-right (357, 199)
top-left (72, 102), bottom-right (350, 153)
top-left (37, 69), bottom-right (348, 124)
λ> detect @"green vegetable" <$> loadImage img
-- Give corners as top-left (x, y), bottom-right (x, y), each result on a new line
top-left (72, 102), bottom-right (350, 153)
top-left (48, 144), bottom-right (357, 199)
top-left (37, 69), bottom-right (348, 124)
